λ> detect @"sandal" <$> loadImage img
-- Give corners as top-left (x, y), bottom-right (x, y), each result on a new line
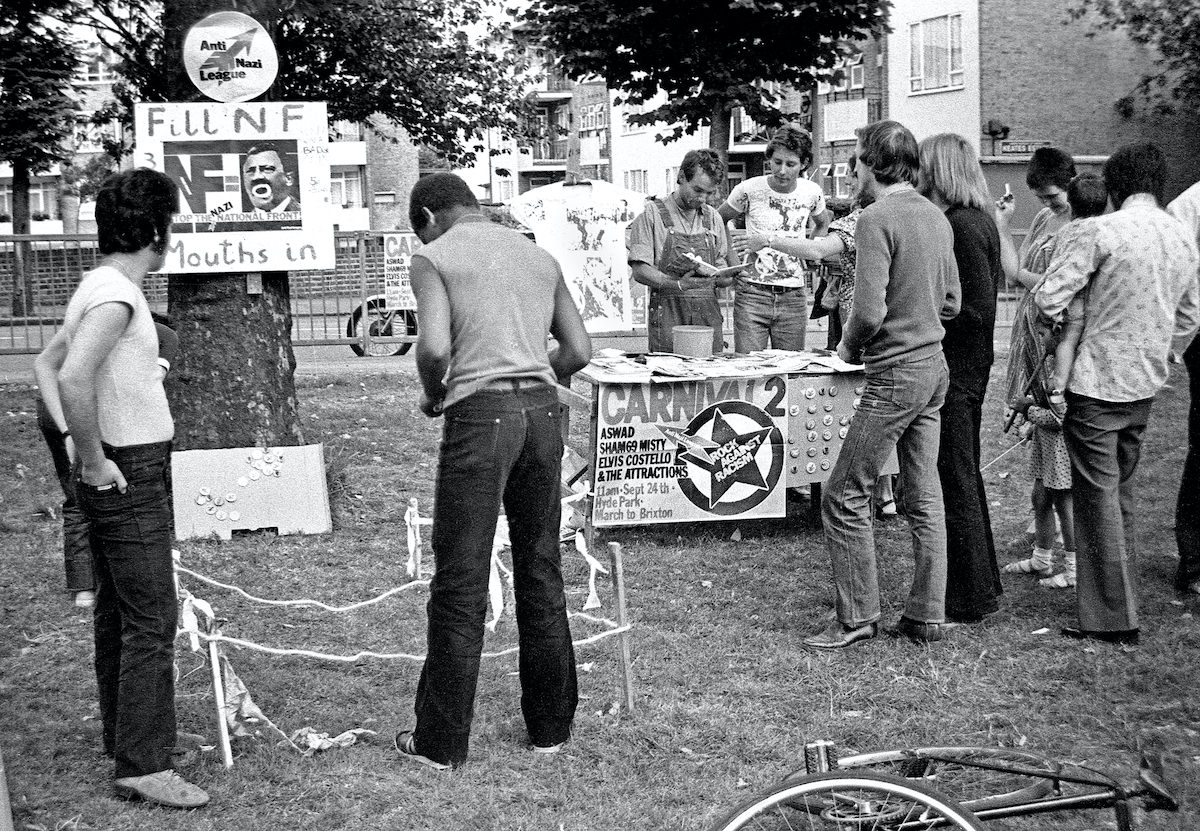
top-left (1002, 557), bottom-right (1053, 577)
top-left (876, 499), bottom-right (898, 518)
top-left (1039, 572), bottom-right (1076, 589)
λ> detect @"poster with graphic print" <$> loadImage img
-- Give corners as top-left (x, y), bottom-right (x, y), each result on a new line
top-left (382, 232), bottom-right (422, 309)
top-left (134, 102), bottom-right (333, 273)
top-left (591, 376), bottom-right (788, 526)
top-left (509, 179), bottom-right (645, 333)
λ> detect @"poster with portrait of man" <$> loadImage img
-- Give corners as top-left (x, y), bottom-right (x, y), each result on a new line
top-left (135, 102), bottom-right (334, 273)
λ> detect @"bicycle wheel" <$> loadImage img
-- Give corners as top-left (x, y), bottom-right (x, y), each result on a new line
top-left (347, 302), bottom-right (414, 357)
top-left (790, 747), bottom-right (1059, 812)
top-left (711, 770), bottom-right (985, 831)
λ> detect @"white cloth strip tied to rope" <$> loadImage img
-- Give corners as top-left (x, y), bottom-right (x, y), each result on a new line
top-left (177, 622), bottom-right (634, 663)
top-left (174, 560), bottom-right (629, 664)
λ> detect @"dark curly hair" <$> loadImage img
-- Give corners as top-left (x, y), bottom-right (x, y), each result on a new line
top-left (1067, 172), bottom-right (1108, 218)
top-left (408, 172), bottom-right (479, 232)
top-left (766, 125), bottom-right (814, 170)
top-left (1025, 147), bottom-right (1076, 191)
top-left (96, 168), bottom-right (178, 255)
top-left (679, 148), bottom-right (725, 183)
top-left (1103, 141), bottom-right (1166, 207)
top-left (855, 120), bottom-right (919, 187)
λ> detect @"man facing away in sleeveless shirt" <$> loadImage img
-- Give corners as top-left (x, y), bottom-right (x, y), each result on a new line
top-left (394, 173), bottom-right (592, 769)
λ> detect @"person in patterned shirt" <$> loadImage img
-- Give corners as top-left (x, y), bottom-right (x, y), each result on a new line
top-left (1035, 141), bottom-right (1200, 645)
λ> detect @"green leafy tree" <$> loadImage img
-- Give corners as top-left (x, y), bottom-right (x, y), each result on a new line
top-left (1070, 0), bottom-right (1200, 116)
top-left (521, 0), bottom-right (891, 163)
top-left (0, 1), bottom-right (80, 314)
top-left (59, 0), bottom-right (532, 449)
top-left (79, 0), bottom-right (529, 164)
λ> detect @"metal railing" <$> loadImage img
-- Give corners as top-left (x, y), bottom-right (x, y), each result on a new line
top-left (0, 230), bottom-right (1029, 356)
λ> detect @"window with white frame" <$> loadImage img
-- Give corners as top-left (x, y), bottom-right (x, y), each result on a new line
top-left (579, 102), bottom-right (608, 132)
top-left (622, 100), bottom-right (648, 134)
top-left (623, 169), bottom-right (648, 193)
top-left (1, 183), bottom-right (59, 218)
top-left (833, 163), bottom-right (854, 199)
top-left (910, 14), bottom-right (963, 93)
top-left (330, 167), bottom-right (364, 208)
top-left (664, 166), bottom-right (679, 193)
top-left (499, 179), bottom-right (514, 202)
top-left (374, 191), bottom-right (396, 205)
top-left (74, 113), bottom-right (120, 154)
top-left (849, 55), bottom-right (865, 90)
top-left (76, 48), bottom-right (117, 84)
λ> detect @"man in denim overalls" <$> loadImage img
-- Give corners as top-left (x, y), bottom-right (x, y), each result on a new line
top-left (628, 149), bottom-right (742, 353)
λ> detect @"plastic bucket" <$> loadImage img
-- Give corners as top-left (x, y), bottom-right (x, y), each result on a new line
top-left (673, 325), bottom-right (714, 357)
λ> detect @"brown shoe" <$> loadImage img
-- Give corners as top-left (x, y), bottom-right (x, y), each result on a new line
top-left (114, 769), bottom-right (209, 808)
top-left (802, 620), bottom-right (878, 650)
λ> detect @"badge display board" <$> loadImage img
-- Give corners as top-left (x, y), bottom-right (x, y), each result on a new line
top-left (135, 102), bottom-right (334, 273)
top-left (591, 376), bottom-right (789, 526)
top-left (183, 11), bottom-right (279, 103)
top-left (172, 444), bottom-right (331, 541)
top-left (382, 232), bottom-right (422, 309)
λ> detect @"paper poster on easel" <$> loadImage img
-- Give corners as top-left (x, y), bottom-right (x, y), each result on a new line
top-left (134, 101), bottom-right (334, 273)
top-left (509, 179), bottom-right (645, 334)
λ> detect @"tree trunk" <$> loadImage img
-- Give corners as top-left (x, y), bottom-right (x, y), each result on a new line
top-left (9, 160), bottom-right (33, 317)
top-left (61, 194), bottom-right (80, 234)
top-left (708, 100), bottom-right (732, 174)
top-left (163, 0), bottom-right (304, 450)
top-left (166, 272), bottom-right (304, 450)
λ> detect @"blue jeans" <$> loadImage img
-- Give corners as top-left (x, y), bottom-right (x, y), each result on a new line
top-left (1063, 392), bottom-right (1151, 632)
top-left (76, 441), bottom-right (177, 779)
top-left (37, 398), bottom-right (94, 593)
top-left (413, 384), bottom-right (577, 766)
top-left (822, 353), bottom-right (950, 627)
top-left (733, 282), bottom-right (807, 352)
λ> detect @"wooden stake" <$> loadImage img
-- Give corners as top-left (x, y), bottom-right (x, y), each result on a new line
top-left (208, 642), bottom-right (234, 769)
top-left (606, 542), bottom-right (636, 712)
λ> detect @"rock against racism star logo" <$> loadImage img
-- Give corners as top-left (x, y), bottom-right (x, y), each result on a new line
top-left (659, 399), bottom-right (783, 515)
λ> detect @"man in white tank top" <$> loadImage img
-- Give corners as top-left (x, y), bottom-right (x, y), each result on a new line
top-left (55, 169), bottom-right (209, 809)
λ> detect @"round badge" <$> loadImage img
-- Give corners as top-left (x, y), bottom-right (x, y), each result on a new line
top-left (229, 510), bottom-right (241, 522)
top-left (183, 12), bottom-right (278, 103)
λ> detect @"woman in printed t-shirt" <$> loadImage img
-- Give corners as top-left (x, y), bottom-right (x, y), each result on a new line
top-left (719, 125), bottom-right (826, 353)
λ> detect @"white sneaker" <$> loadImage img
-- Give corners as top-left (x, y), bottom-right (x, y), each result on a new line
top-left (114, 769), bottom-right (209, 808)
top-left (74, 590), bottom-right (96, 609)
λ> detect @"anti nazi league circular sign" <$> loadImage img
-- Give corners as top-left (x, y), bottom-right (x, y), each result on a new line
top-left (668, 400), bottom-right (783, 515)
top-left (183, 11), bottom-right (279, 103)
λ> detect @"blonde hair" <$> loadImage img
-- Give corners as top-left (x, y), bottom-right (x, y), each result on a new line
top-left (917, 133), bottom-right (992, 212)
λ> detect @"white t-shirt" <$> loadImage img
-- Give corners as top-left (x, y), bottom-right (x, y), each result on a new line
top-left (726, 176), bottom-right (826, 287)
top-left (61, 266), bottom-right (173, 446)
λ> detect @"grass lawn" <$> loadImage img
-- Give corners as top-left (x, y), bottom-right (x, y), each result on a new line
top-left (1, 355), bottom-right (1197, 831)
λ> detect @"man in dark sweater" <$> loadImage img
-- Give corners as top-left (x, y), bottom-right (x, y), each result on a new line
top-left (395, 173), bottom-right (592, 768)
top-left (804, 120), bottom-right (961, 649)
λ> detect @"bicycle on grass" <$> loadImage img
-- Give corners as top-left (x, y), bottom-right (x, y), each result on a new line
top-left (709, 741), bottom-right (1179, 830)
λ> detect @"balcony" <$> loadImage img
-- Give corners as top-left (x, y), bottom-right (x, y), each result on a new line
top-left (730, 107), bottom-right (770, 150)
top-left (516, 138), bottom-right (569, 172)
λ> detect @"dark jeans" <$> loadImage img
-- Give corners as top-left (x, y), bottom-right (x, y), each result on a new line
top-left (1063, 392), bottom-right (1151, 632)
top-left (36, 398), bottom-right (94, 592)
top-left (1176, 339), bottom-right (1200, 591)
top-left (76, 441), bottom-right (178, 779)
top-left (647, 291), bottom-right (724, 353)
top-left (822, 352), bottom-right (949, 626)
top-left (414, 384), bottom-right (577, 766)
top-left (938, 367), bottom-right (1001, 620)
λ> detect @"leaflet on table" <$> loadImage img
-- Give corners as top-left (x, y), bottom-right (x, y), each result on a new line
top-left (591, 376), bottom-right (789, 526)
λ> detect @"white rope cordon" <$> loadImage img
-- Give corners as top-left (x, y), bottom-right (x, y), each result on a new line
top-left (177, 622), bottom-right (633, 664)
top-left (175, 563), bottom-right (430, 612)
top-left (980, 437), bottom-right (1031, 473)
